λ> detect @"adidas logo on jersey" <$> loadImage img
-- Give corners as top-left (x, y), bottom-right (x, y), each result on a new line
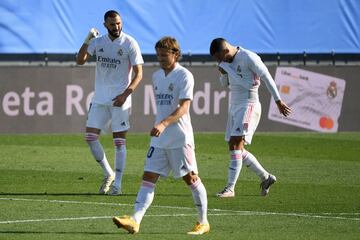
top-left (121, 122), bottom-right (126, 126)
top-left (99, 48), bottom-right (104, 52)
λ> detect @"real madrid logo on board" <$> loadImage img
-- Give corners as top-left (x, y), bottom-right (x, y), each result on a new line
top-left (326, 81), bottom-right (337, 99)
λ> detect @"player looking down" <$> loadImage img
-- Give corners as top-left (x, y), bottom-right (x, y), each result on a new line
top-left (209, 38), bottom-right (291, 198)
top-left (113, 36), bottom-right (210, 235)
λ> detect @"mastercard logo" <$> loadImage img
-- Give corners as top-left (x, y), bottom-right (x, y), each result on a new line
top-left (319, 116), bottom-right (334, 129)
top-left (281, 85), bottom-right (290, 94)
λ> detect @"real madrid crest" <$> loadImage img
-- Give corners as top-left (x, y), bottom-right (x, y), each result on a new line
top-left (326, 81), bottom-right (337, 99)
top-left (118, 48), bottom-right (123, 56)
top-left (168, 83), bottom-right (174, 91)
top-left (236, 65), bottom-right (243, 77)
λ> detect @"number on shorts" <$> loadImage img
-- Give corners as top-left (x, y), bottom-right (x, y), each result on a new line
top-left (147, 146), bottom-right (155, 158)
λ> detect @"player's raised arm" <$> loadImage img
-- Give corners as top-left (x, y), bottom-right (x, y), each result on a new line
top-left (76, 28), bottom-right (99, 65)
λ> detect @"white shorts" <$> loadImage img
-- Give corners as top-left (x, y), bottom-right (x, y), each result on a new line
top-left (225, 102), bottom-right (261, 144)
top-left (86, 103), bottom-right (130, 132)
top-left (144, 145), bottom-right (199, 179)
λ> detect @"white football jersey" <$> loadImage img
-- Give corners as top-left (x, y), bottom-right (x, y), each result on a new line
top-left (87, 32), bottom-right (144, 107)
top-left (151, 63), bottom-right (195, 149)
top-left (219, 46), bottom-right (281, 104)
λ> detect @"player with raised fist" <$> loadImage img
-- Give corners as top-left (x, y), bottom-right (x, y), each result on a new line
top-left (76, 10), bottom-right (144, 196)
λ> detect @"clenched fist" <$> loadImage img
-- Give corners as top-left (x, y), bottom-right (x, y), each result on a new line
top-left (83, 28), bottom-right (100, 45)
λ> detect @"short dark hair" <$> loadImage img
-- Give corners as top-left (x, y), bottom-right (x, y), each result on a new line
top-left (104, 10), bottom-right (120, 21)
top-left (209, 38), bottom-right (226, 56)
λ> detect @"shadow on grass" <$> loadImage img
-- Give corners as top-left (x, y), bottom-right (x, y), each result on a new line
top-left (0, 192), bottom-right (193, 197)
top-left (0, 230), bottom-right (184, 236)
top-left (0, 192), bottom-right (136, 196)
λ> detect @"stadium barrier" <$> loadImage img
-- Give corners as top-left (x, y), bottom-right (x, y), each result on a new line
top-left (0, 65), bottom-right (359, 133)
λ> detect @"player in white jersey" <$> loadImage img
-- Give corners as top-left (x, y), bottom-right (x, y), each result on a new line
top-left (113, 37), bottom-right (210, 235)
top-left (209, 38), bottom-right (291, 198)
top-left (76, 10), bottom-right (144, 195)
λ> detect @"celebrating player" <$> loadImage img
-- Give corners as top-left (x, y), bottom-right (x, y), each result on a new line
top-left (209, 38), bottom-right (291, 197)
top-left (113, 37), bottom-right (210, 235)
top-left (76, 10), bottom-right (144, 195)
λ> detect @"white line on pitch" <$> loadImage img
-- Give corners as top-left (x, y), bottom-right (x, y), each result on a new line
top-left (0, 216), bottom-right (110, 224)
top-left (1, 212), bottom-right (360, 225)
top-left (0, 197), bottom-right (359, 222)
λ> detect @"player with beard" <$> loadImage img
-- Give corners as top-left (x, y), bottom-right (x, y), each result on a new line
top-left (77, 10), bottom-right (144, 195)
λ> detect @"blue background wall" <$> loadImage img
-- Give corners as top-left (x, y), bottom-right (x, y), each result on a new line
top-left (0, 0), bottom-right (359, 54)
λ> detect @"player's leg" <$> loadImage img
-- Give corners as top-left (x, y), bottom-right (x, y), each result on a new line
top-left (217, 136), bottom-right (244, 197)
top-left (240, 102), bottom-right (276, 196)
top-left (169, 146), bottom-right (209, 235)
top-left (132, 171), bottom-right (159, 224)
top-left (113, 147), bottom-right (167, 234)
top-left (110, 131), bottom-right (126, 195)
top-left (85, 103), bottom-right (114, 194)
top-left (109, 107), bottom-right (130, 195)
top-left (217, 105), bottom-right (247, 197)
top-left (183, 172), bottom-right (210, 235)
top-left (113, 171), bottom-right (160, 234)
top-left (242, 149), bottom-right (276, 196)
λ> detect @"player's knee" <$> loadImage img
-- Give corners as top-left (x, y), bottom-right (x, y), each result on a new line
top-left (228, 136), bottom-right (245, 150)
top-left (142, 171), bottom-right (159, 184)
top-left (183, 172), bottom-right (198, 185)
top-left (85, 132), bottom-right (99, 143)
top-left (113, 138), bottom-right (126, 149)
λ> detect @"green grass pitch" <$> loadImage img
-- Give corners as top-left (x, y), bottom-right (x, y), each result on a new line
top-left (0, 132), bottom-right (359, 239)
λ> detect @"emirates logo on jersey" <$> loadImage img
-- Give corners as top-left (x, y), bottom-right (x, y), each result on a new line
top-left (168, 83), bottom-right (174, 91)
top-left (118, 48), bottom-right (123, 56)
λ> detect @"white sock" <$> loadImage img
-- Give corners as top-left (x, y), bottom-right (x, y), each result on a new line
top-left (85, 133), bottom-right (113, 177)
top-left (242, 150), bottom-right (269, 181)
top-left (227, 150), bottom-right (243, 191)
top-left (189, 178), bottom-right (208, 225)
top-left (113, 138), bottom-right (126, 189)
top-left (132, 181), bottom-right (155, 224)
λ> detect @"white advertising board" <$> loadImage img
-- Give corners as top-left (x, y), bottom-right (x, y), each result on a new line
top-left (268, 67), bottom-right (346, 132)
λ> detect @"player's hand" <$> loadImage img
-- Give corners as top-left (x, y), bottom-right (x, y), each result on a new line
top-left (276, 100), bottom-right (292, 117)
top-left (150, 122), bottom-right (167, 137)
top-left (112, 89), bottom-right (132, 107)
top-left (84, 28), bottom-right (100, 45)
top-left (112, 93), bottom-right (127, 107)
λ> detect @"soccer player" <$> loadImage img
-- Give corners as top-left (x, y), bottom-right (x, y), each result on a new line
top-left (112, 37), bottom-right (210, 235)
top-left (76, 10), bottom-right (144, 195)
top-left (209, 38), bottom-right (291, 198)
